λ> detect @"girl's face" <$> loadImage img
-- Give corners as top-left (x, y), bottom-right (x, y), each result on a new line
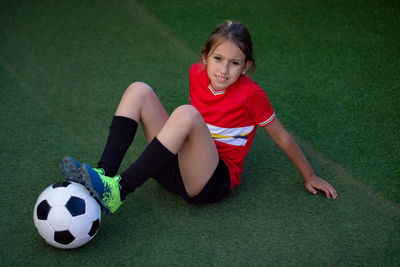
top-left (203, 39), bottom-right (252, 91)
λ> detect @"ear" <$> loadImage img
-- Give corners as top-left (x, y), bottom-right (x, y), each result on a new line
top-left (242, 60), bottom-right (253, 74)
top-left (202, 55), bottom-right (207, 64)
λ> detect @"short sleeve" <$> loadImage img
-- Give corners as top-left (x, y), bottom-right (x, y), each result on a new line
top-left (247, 85), bottom-right (276, 127)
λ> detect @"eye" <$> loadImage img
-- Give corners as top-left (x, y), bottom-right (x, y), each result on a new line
top-left (232, 61), bottom-right (240, 66)
top-left (213, 56), bottom-right (222, 61)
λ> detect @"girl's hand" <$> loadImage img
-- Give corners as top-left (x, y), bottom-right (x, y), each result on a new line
top-left (305, 175), bottom-right (338, 199)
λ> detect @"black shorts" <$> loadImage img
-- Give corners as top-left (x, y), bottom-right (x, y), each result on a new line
top-left (153, 156), bottom-right (231, 204)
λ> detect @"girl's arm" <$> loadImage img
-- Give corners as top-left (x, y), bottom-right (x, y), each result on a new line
top-left (263, 118), bottom-right (338, 199)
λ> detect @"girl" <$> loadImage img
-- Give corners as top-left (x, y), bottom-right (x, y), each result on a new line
top-left (61, 21), bottom-right (337, 214)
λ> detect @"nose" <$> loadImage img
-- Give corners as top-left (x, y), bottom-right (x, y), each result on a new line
top-left (220, 62), bottom-right (229, 75)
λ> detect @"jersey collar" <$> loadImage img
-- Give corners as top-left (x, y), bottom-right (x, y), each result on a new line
top-left (208, 84), bottom-right (226, 96)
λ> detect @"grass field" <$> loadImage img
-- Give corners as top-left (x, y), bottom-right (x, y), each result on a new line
top-left (1, 0), bottom-right (399, 266)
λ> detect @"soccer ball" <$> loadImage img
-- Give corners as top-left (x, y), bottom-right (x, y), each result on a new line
top-left (33, 181), bottom-right (101, 249)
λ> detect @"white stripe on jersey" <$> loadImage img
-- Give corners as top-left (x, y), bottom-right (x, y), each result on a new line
top-left (259, 113), bottom-right (276, 126)
top-left (206, 123), bottom-right (254, 146)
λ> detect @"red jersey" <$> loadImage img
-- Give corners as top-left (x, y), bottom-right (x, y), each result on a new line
top-left (189, 63), bottom-right (276, 190)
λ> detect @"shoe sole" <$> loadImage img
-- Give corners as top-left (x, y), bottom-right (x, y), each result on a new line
top-left (80, 164), bottom-right (111, 214)
top-left (60, 156), bottom-right (85, 185)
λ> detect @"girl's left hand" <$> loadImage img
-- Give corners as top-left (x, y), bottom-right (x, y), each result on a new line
top-left (305, 175), bottom-right (338, 199)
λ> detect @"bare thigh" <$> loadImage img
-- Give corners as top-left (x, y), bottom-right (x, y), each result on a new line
top-left (157, 105), bottom-right (219, 197)
top-left (115, 82), bottom-right (169, 142)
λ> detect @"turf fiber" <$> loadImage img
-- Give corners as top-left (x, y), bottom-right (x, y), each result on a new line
top-left (1, 0), bottom-right (399, 265)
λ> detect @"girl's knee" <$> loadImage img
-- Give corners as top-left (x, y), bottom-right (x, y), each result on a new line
top-left (170, 105), bottom-right (203, 126)
top-left (174, 105), bottom-right (201, 118)
top-left (123, 82), bottom-right (154, 100)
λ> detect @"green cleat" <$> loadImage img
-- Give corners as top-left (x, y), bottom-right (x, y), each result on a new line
top-left (80, 163), bottom-right (124, 214)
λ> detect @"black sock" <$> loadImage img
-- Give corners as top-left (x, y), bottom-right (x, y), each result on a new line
top-left (98, 116), bottom-right (138, 177)
top-left (119, 137), bottom-right (176, 200)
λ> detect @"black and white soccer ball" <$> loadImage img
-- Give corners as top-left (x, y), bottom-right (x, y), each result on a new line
top-left (33, 181), bottom-right (101, 249)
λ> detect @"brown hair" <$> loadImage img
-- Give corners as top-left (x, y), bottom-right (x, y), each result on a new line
top-left (201, 20), bottom-right (255, 73)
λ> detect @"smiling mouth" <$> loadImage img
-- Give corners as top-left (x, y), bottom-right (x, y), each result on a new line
top-left (216, 75), bottom-right (228, 82)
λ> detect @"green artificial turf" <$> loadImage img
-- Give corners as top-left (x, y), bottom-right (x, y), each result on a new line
top-left (1, 0), bottom-right (399, 265)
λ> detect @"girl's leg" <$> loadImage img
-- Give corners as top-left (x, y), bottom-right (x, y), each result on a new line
top-left (120, 105), bottom-right (218, 198)
top-left (79, 103), bottom-right (219, 213)
top-left (62, 82), bottom-right (169, 185)
top-left (157, 105), bottom-right (219, 197)
top-left (97, 82), bottom-right (169, 176)
top-left (114, 82), bottom-right (169, 142)
top-left (97, 116), bottom-right (138, 176)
